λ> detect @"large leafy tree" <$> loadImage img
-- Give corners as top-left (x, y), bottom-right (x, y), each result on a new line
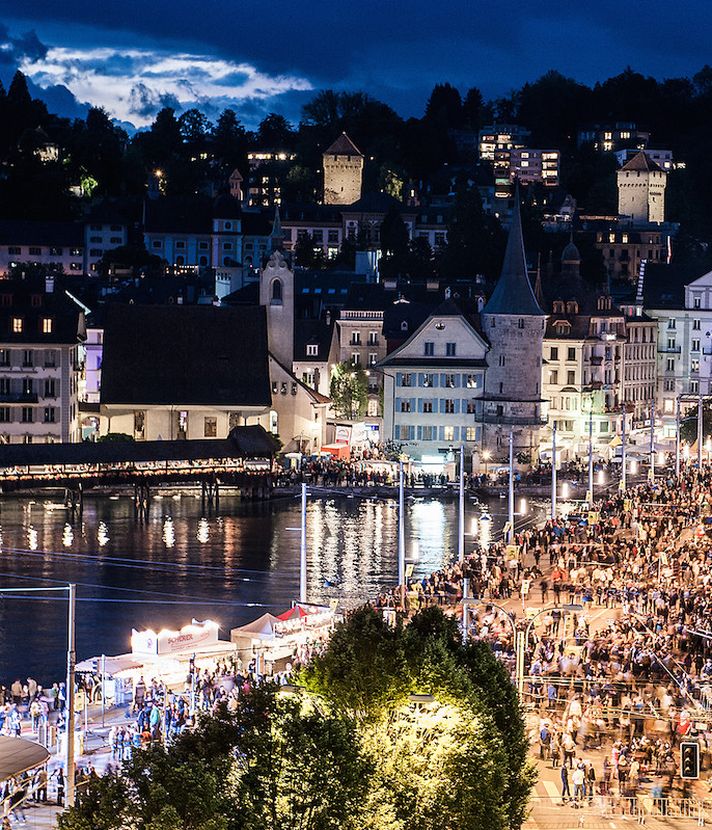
top-left (301, 606), bottom-right (534, 830)
top-left (59, 685), bottom-right (370, 830)
top-left (329, 361), bottom-right (369, 420)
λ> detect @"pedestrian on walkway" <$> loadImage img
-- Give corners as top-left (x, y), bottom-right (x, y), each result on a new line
top-left (560, 764), bottom-right (570, 803)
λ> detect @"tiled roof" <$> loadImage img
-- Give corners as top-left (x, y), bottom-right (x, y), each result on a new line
top-left (100, 303), bottom-right (271, 407)
top-left (324, 132), bottom-right (363, 157)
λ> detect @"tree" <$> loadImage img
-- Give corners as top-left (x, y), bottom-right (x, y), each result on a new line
top-left (59, 685), bottom-right (370, 830)
top-left (178, 108), bottom-right (212, 154)
top-left (294, 232), bottom-right (325, 269)
top-left (301, 606), bottom-right (533, 830)
top-left (257, 113), bottom-right (296, 149)
top-left (380, 206), bottom-right (409, 257)
top-left (329, 361), bottom-right (369, 420)
top-left (437, 183), bottom-right (505, 280)
top-left (424, 82), bottom-right (463, 130)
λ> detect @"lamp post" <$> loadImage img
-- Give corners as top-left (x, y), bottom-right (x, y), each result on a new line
top-left (649, 401), bottom-right (655, 481)
top-left (551, 421), bottom-right (557, 520)
top-left (398, 460), bottom-right (405, 608)
top-left (698, 396), bottom-right (704, 468)
top-left (299, 483), bottom-right (307, 604)
top-left (675, 396), bottom-right (681, 479)
top-left (458, 445), bottom-right (465, 563)
top-left (508, 430), bottom-right (515, 543)
top-left (462, 597), bottom-right (521, 689)
top-left (621, 406), bottom-right (627, 491)
top-left (587, 404), bottom-right (594, 505)
top-left (0, 584), bottom-right (76, 806)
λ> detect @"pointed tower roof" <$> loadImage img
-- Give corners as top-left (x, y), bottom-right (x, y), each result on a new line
top-left (324, 132), bottom-right (363, 157)
top-left (270, 206), bottom-right (284, 250)
top-left (620, 150), bottom-right (662, 173)
top-left (483, 189), bottom-right (544, 316)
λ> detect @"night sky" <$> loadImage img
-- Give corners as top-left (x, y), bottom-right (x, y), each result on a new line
top-left (0, 0), bottom-right (709, 128)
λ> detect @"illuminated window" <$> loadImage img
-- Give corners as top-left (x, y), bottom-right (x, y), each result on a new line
top-left (204, 417), bottom-right (217, 438)
top-left (12, 317), bottom-right (22, 333)
top-left (42, 318), bottom-right (53, 334)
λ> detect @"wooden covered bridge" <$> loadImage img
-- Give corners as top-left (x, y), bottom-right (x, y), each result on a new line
top-left (0, 425), bottom-right (275, 515)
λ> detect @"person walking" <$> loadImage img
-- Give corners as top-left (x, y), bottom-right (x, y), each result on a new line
top-left (560, 763), bottom-right (571, 804)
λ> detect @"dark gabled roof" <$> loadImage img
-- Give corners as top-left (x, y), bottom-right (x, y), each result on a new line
top-left (431, 298), bottom-right (465, 317)
top-left (100, 304), bottom-right (271, 407)
top-left (342, 192), bottom-right (407, 214)
top-left (382, 299), bottom-right (433, 340)
top-left (280, 203), bottom-right (342, 223)
top-left (620, 151), bottom-right (662, 173)
top-left (241, 211), bottom-right (272, 236)
top-left (0, 220), bottom-right (83, 247)
top-left (483, 191), bottom-right (544, 316)
top-left (324, 132), bottom-right (363, 157)
top-left (0, 426), bottom-right (274, 468)
top-left (642, 263), bottom-right (691, 309)
top-left (0, 281), bottom-right (82, 344)
top-left (144, 197), bottom-right (213, 235)
top-left (294, 318), bottom-right (333, 360)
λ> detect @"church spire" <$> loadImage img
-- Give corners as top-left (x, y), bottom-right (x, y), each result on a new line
top-left (270, 206), bottom-right (284, 251)
top-left (483, 185), bottom-right (544, 316)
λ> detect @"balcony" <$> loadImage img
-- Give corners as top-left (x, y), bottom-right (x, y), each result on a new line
top-left (0, 392), bottom-right (38, 404)
top-left (481, 413), bottom-right (549, 426)
top-left (659, 346), bottom-right (681, 354)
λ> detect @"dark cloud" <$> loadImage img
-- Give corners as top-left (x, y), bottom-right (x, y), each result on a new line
top-left (0, 23), bottom-right (48, 64)
top-left (128, 82), bottom-right (180, 118)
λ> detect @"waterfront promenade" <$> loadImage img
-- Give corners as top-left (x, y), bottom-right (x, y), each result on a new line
top-left (5, 463), bottom-right (712, 828)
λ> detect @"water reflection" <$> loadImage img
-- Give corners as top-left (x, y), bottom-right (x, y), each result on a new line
top-left (0, 492), bottom-right (512, 682)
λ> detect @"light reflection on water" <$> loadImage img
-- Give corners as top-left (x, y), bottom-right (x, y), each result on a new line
top-left (0, 492), bottom-right (516, 683)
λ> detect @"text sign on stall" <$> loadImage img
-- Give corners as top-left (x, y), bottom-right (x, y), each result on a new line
top-left (131, 620), bottom-right (219, 656)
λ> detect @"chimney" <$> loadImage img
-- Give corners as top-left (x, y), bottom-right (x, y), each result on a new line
top-left (45, 274), bottom-right (55, 294)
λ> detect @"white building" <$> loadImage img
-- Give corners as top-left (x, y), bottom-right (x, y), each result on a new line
top-left (380, 299), bottom-right (488, 467)
top-left (645, 268), bottom-right (712, 441)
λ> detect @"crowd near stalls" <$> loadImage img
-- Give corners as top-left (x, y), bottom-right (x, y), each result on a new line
top-left (373, 464), bottom-right (712, 806)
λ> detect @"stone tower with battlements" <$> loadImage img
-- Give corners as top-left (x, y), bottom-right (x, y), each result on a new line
top-left (617, 151), bottom-right (666, 225)
top-left (322, 132), bottom-right (364, 205)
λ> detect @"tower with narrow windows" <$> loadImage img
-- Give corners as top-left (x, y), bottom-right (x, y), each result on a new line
top-left (617, 151), bottom-right (666, 225)
top-left (260, 249), bottom-right (294, 368)
top-left (322, 132), bottom-right (364, 205)
top-left (481, 192), bottom-right (547, 458)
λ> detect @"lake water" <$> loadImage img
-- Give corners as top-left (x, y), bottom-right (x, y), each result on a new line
top-left (0, 489), bottom-right (529, 684)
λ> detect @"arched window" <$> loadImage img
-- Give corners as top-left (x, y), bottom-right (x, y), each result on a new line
top-left (271, 279), bottom-right (283, 304)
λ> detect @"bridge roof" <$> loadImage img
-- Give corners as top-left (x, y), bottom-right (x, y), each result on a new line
top-left (0, 426), bottom-right (274, 468)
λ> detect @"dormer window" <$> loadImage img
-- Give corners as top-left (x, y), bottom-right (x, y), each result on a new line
top-left (566, 301), bottom-right (579, 315)
top-left (12, 317), bottom-right (23, 334)
top-left (401, 321), bottom-right (408, 332)
top-left (306, 344), bottom-right (318, 357)
top-left (42, 317), bottom-right (53, 334)
top-left (552, 300), bottom-right (565, 313)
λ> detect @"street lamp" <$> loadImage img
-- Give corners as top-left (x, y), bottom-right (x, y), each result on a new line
top-left (0, 584), bottom-right (76, 806)
top-left (482, 449), bottom-right (491, 478)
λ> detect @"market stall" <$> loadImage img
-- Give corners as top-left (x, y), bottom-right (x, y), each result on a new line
top-left (230, 603), bottom-right (338, 672)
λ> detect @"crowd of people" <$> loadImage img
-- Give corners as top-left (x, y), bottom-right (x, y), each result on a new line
top-left (374, 463), bottom-right (712, 810)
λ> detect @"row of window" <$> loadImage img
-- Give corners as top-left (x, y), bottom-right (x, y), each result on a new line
top-left (348, 332), bottom-right (380, 345)
top-left (7, 247), bottom-right (82, 256)
top-left (0, 348), bottom-right (58, 367)
top-left (394, 425), bottom-right (481, 442)
top-left (6, 318), bottom-right (55, 336)
top-left (397, 398), bottom-right (479, 414)
top-left (0, 378), bottom-right (57, 396)
top-left (668, 319), bottom-right (704, 330)
top-left (0, 406), bottom-right (56, 423)
top-left (396, 372), bottom-right (482, 389)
